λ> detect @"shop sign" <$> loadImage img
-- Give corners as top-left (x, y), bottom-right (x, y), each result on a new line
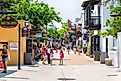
top-left (10, 42), bottom-right (18, 50)
top-left (0, 16), bottom-right (18, 28)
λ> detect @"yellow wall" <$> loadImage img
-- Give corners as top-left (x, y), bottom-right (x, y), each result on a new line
top-left (0, 20), bottom-right (26, 65)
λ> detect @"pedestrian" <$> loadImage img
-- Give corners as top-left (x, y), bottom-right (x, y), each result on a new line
top-left (41, 47), bottom-right (47, 65)
top-left (46, 45), bottom-right (51, 64)
top-left (34, 46), bottom-right (41, 62)
top-left (67, 45), bottom-right (70, 54)
top-left (77, 45), bottom-right (81, 55)
top-left (59, 47), bottom-right (64, 65)
top-left (73, 45), bottom-right (77, 54)
top-left (55, 44), bottom-right (58, 53)
top-left (1, 45), bottom-right (9, 73)
top-left (83, 44), bottom-right (87, 54)
top-left (50, 48), bottom-right (54, 66)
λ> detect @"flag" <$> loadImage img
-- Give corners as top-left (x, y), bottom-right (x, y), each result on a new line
top-left (68, 19), bottom-right (72, 31)
top-left (64, 32), bottom-right (69, 38)
top-left (74, 23), bottom-right (79, 32)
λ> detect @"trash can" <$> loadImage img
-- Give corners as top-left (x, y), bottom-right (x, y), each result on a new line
top-left (93, 51), bottom-right (100, 61)
top-left (24, 53), bottom-right (32, 65)
top-left (100, 52), bottom-right (106, 64)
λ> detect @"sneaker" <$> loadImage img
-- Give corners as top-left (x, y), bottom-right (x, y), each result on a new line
top-left (1, 71), bottom-right (7, 73)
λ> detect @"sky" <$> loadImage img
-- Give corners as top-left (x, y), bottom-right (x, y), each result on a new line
top-left (39, 0), bottom-right (84, 28)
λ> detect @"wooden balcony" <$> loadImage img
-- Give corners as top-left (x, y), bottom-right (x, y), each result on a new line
top-left (81, 0), bottom-right (91, 10)
top-left (92, 0), bottom-right (100, 5)
top-left (84, 16), bottom-right (101, 30)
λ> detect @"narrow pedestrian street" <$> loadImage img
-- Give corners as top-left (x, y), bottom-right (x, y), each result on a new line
top-left (0, 50), bottom-right (121, 81)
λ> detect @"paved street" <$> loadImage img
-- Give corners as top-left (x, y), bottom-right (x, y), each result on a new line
top-left (0, 50), bottom-right (121, 81)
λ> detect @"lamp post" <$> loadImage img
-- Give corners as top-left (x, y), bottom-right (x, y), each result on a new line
top-left (18, 21), bottom-right (30, 70)
top-left (18, 24), bottom-right (21, 70)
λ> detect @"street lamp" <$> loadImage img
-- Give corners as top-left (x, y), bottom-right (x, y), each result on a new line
top-left (18, 21), bottom-right (31, 70)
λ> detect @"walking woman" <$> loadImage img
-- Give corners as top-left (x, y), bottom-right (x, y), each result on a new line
top-left (77, 45), bottom-right (81, 55)
top-left (67, 45), bottom-right (70, 54)
top-left (41, 47), bottom-right (47, 65)
top-left (59, 47), bottom-right (64, 65)
top-left (1, 45), bottom-right (9, 73)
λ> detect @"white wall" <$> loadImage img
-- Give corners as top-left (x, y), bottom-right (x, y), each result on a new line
top-left (91, 5), bottom-right (99, 16)
top-left (99, 0), bottom-right (117, 53)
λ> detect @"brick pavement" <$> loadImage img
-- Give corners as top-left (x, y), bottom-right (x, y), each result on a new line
top-left (0, 50), bottom-right (121, 81)
top-left (64, 52), bottom-right (96, 65)
top-left (53, 50), bottom-right (97, 65)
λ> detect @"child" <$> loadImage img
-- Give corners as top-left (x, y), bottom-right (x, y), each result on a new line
top-left (50, 48), bottom-right (54, 66)
top-left (59, 47), bottom-right (64, 65)
top-left (55, 44), bottom-right (58, 53)
top-left (41, 48), bottom-right (47, 65)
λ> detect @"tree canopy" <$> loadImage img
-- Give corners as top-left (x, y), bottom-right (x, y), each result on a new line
top-left (0, 0), bottom-right (62, 30)
top-left (47, 27), bottom-right (58, 38)
top-left (57, 22), bottom-right (69, 38)
top-left (47, 22), bottom-right (69, 39)
top-left (100, 0), bottom-right (121, 38)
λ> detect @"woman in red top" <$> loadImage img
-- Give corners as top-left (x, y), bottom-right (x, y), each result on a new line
top-left (59, 47), bottom-right (64, 65)
top-left (41, 48), bottom-right (47, 65)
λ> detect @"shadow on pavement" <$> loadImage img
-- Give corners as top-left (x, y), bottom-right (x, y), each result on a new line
top-left (53, 58), bottom-right (71, 60)
top-left (3, 77), bottom-right (29, 80)
top-left (0, 70), bottom-right (17, 78)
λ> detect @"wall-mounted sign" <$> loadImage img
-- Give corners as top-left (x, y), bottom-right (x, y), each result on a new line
top-left (0, 16), bottom-right (18, 28)
top-left (10, 42), bottom-right (18, 50)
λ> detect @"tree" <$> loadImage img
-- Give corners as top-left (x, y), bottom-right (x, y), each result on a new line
top-left (0, 0), bottom-right (20, 10)
top-left (57, 22), bottom-right (69, 38)
top-left (47, 28), bottom-right (58, 38)
top-left (100, 0), bottom-right (121, 38)
top-left (5, 0), bottom-right (61, 30)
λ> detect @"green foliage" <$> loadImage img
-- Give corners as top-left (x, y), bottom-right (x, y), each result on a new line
top-left (100, 0), bottom-right (121, 38)
top-left (57, 22), bottom-right (69, 38)
top-left (47, 28), bottom-right (58, 38)
top-left (1, 0), bottom-right (62, 30)
top-left (0, 0), bottom-right (20, 10)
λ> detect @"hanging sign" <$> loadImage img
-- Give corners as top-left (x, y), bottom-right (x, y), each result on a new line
top-left (0, 16), bottom-right (18, 28)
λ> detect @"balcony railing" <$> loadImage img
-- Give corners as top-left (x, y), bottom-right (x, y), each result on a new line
top-left (84, 16), bottom-right (101, 30)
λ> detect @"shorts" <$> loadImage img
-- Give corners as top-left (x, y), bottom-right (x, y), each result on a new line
top-left (50, 57), bottom-right (53, 60)
top-left (2, 57), bottom-right (8, 62)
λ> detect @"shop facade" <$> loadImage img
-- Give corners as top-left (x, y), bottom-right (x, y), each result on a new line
top-left (0, 20), bottom-right (26, 65)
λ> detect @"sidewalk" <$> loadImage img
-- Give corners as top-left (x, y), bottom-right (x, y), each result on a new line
top-left (0, 50), bottom-right (121, 81)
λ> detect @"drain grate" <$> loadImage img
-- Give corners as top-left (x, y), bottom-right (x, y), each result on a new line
top-left (107, 74), bottom-right (118, 76)
top-left (58, 78), bottom-right (76, 80)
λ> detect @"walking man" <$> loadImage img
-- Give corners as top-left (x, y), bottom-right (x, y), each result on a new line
top-left (46, 45), bottom-right (51, 64)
